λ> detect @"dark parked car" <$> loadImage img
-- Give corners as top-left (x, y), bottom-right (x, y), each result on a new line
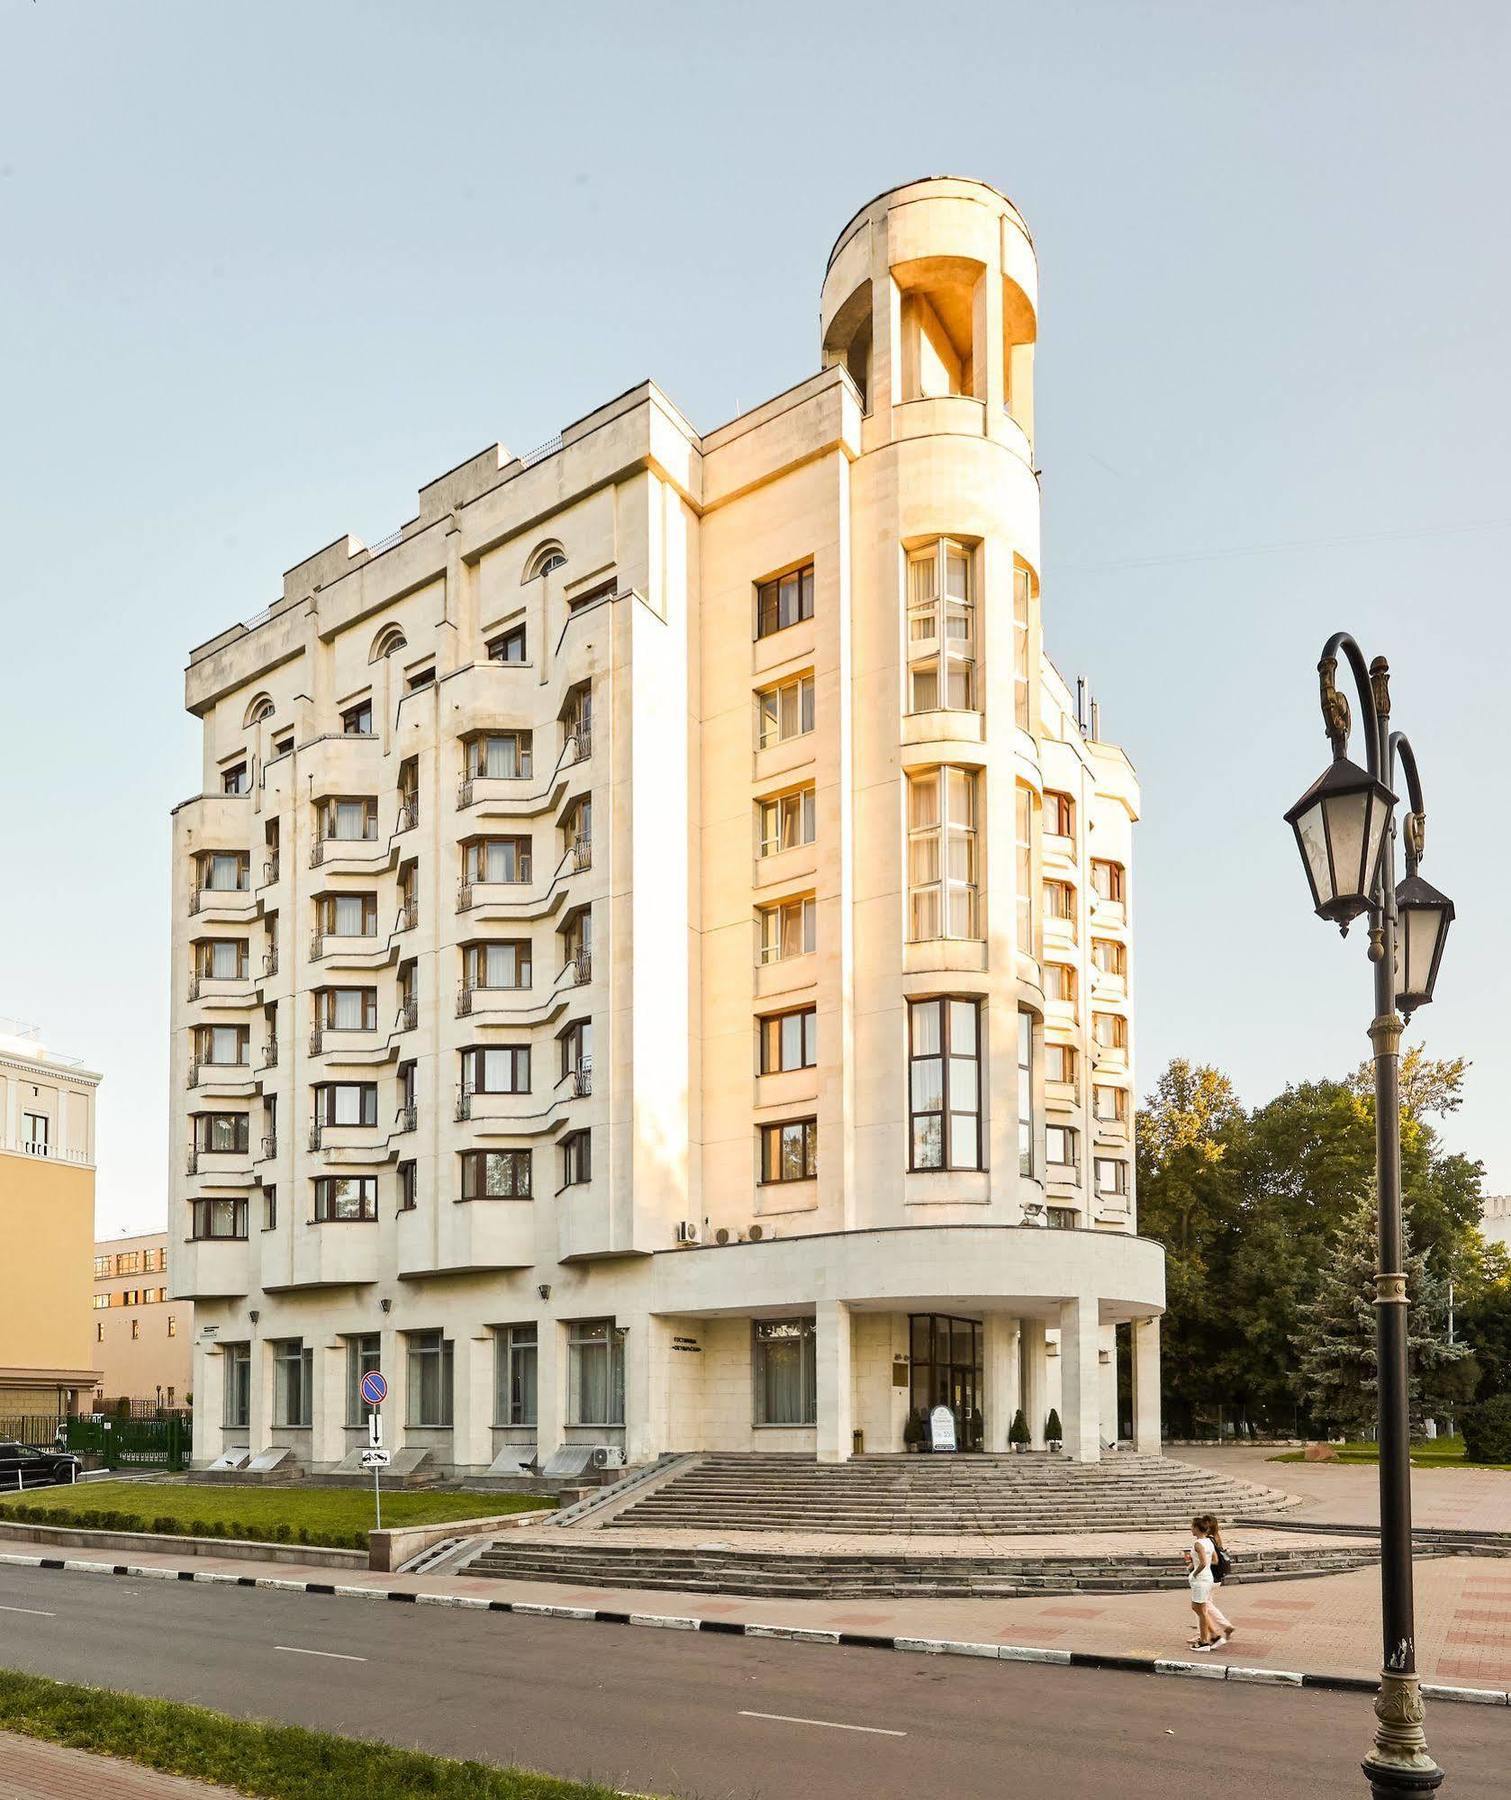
top-left (0, 1441), bottom-right (83, 1490)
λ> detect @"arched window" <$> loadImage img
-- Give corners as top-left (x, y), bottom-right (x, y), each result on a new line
top-left (244, 693), bottom-right (275, 728)
top-left (523, 540), bottom-right (566, 582)
top-left (370, 625), bottom-right (407, 663)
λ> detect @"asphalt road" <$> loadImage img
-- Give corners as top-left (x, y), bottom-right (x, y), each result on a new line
top-left (1, 1565), bottom-right (1506, 1799)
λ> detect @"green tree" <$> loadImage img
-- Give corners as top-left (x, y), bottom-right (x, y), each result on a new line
top-left (1456, 1236), bottom-right (1511, 1405)
top-left (1291, 1195), bottom-right (1472, 1434)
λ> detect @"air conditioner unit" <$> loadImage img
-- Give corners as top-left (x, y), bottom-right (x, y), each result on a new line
top-left (591, 1445), bottom-right (627, 1471)
top-left (714, 1227), bottom-right (732, 1245)
top-left (674, 1221), bottom-right (700, 1245)
top-left (747, 1223), bottom-right (765, 1242)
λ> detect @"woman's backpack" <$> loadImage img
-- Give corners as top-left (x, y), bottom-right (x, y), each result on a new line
top-left (1211, 1542), bottom-right (1233, 1583)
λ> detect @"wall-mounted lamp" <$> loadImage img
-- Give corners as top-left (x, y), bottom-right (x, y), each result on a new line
top-left (379, 1297), bottom-right (392, 1314)
top-left (248, 1310), bottom-right (259, 1325)
top-left (537, 1284), bottom-right (552, 1302)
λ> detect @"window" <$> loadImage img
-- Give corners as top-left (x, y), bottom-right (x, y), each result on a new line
top-left (93, 1255), bottom-right (111, 1279)
top-left (130, 1319), bottom-right (141, 1340)
top-left (314, 1176), bottom-right (378, 1221)
top-left (199, 939), bottom-right (248, 981)
top-left (1093, 1011), bottom-right (1128, 1051)
top-left (1017, 1009), bottom-right (1035, 1177)
top-left (756, 562), bottom-right (814, 638)
top-left (23, 1112), bottom-right (49, 1153)
top-left (1092, 937), bottom-right (1127, 977)
top-left (1044, 880), bottom-right (1076, 933)
top-left (1015, 786), bottom-right (1035, 956)
top-left (223, 1343), bottom-right (251, 1429)
top-left (906, 539), bottom-right (975, 711)
top-left (1093, 1084), bottom-right (1128, 1125)
top-left (273, 732), bottom-right (294, 757)
top-left (1047, 1206), bottom-right (1077, 1230)
top-left (760, 1118), bottom-right (817, 1183)
top-left (753, 1319), bottom-right (816, 1426)
top-left (463, 1046), bottom-right (530, 1095)
top-left (221, 763), bottom-right (249, 796)
top-left (151, 1247), bottom-right (167, 1272)
top-left (908, 998), bottom-right (982, 1171)
top-left (464, 939), bottom-right (533, 990)
top-left (345, 1334), bottom-right (382, 1426)
top-left (168, 1315), bottom-right (178, 1337)
top-left (263, 1187), bottom-right (277, 1231)
top-left (398, 1061), bottom-right (417, 1113)
top-left (467, 732), bottom-right (532, 780)
top-left (496, 1325), bottom-right (537, 1426)
top-left (488, 624), bottom-right (527, 663)
top-left (758, 787), bottom-right (816, 857)
top-left (1045, 1042), bottom-right (1076, 1085)
top-left (407, 666), bottom-right (435, 691)
top-left (196, 1024), bottom-right (248, 1065)
top-left (320, 798), bottom-right (377, 842)
top-left (320, 893), bottom-right (378, 937)
top-left (907, 767), bottom-right (979, 941)
top-left (321, 987), bottom-right (377, 1031)
top-left (465, 837), bottom-right (531, 885)
top-left (191, 1196), bottom-right (246, 1240)
top-left (203, 852), bottom-right (249, 893)
top-left (758, 896), bottom-right (815, 964)
top-left (757, 673), bottom-right (815, 748)
top-left (562, 795), bottom-right (592, 857)
top-left (372, 626), bottom-right (407, 661)
top-left (1045, 792), bottom-right (1074, 838)
top-left (1046, 1125), bottom-right (1079, 1168)
top-left (94, 1293), bottom-right (109, 1310)
top-left (1096, 1157), bottom-right (1130, 1196)
top-left (560, 1130), bottom-right (592, 1187)
top-left (526, 543), bottom-right (566, 580)
top-left (1013, 565), bottom-right (1032, 731)
top-left (342, 699), bottom-right (373, 735)
top-left (397, 1160), bottom-right (417, 1212)
top-left (407, 1332), bottom-right (454, 1428)
top-left (195, 1113), bottom-right (249, 1154)
top-left (1044, 963), bottom-right (1077, 1005)
top-left (319, 1083), bottom-right (378, 1127)
top-left (759, 1006), bottom-right (817, 1074)
top-left (1091, 859), bottom-right (1126, 904)
top-left (461, 1148), bottom-right (532, 1199)
top-left (560, 1018), bottom-right (593, 1082)
top-left (97, 1322), bottom-right (104, 1341)
top-left (568, 1319), bottom-right (624, 1426)
top-left (117, 1252), bottom-right (142, 1276)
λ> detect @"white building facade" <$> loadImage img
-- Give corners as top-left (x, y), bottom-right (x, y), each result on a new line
top-left (170, 177), bottom-right (1164, 1474)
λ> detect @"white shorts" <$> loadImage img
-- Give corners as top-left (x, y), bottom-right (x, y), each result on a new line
top-left (1189, 1573), bottom-right (1214, 1604)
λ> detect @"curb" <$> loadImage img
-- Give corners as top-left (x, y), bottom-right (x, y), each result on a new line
top-left (6, 1552), bottom-right (1508, 1709)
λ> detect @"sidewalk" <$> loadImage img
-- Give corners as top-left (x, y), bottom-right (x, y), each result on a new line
top-left (0, 1730), bottom-right (232, 1798)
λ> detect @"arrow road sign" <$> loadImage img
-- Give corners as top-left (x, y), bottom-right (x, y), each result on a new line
top-left (368, 1410), bottom-right (383, 1448)
top-left (360, 1447), bottom-right (392, 1470)
top-left (360, 1370), bottom-right (388, 1408)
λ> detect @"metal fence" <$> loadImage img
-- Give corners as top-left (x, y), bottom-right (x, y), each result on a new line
top-left (64, 1415), bottom-right (190, 1471)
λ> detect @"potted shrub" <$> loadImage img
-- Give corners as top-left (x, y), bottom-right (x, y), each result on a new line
top-left (1045, 1408), bottom-right (1063, 1452)
top-left (1009, 1408), bottom-right (1030, 1453)
top-left (903, 1408), bottom-right (926, 1453)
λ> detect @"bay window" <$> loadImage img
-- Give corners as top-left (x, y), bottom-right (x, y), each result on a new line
top-left (906, 538), bottom-right (975, 711)
top-left (319, 797), bottom-right (377, 842)
top-left (196, 1024), bottom-right (248, 1065)
top-left (907, 767), bottom-right (980, 941)
top-left (464, 939), bottom-right (532, 990)
top-left (1046, 1125), bottom-right (1079, 1169)
top-left (467, 731), bottom-right (532, 780)
top-left (460, 1148), bottom-right (531, 1199)
top-left (321, 986), bottom-right (377, 1031)
top-left (907, 997), bottom-right (982, 1171)
top-left (1045, 1042), bottom-right (1076, 1085)
top-left (462, 1045), bottom-right (530, 1094)
top-left (318, 1083), bottom-right (378, 1127)
top-left (1092, 936), bottom-right (1127, 977)
top-left (314, 1176), bottom-right (377, 1221)
top-left (1091, 859), bottom-right (1126, 904)
top-left (191, 1198), bottom-right (246, 1240)
top-left (1095, 1157), bottom-right (1130, 1197)
top-left (198, 939), bottom-right (248, 981)
top-left (1093, 1010), bottom-right (1128, 1052)
top-left (202, 852), bottom-right (248, 893)
top-left (320, 893), bottom-right (377, 937)
top-left (1093, 1084), bottom-right (1128, 1125)
top-left (194, 1112), bottom-right (248, 1154)
top-left (466, 837), bottom-right (531, 885)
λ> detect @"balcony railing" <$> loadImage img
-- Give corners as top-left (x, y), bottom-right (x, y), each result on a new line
top-left (569, 836), bottom-right (592, 874)
top-left (456, 880), bottom-right (474, 914)
top-left (259, 1134), bottom-right (277, 1161)
top-left (397, 796), bottom-right (419, 833)
top-left (454, 1087), bottom-right (472, 1123)
top-left (396, 897), bottom-right (418, 933)
top-left (456, 778), bottom-right (474, 811)
top-left (309, 1029), bottom-right (323, 1056)
top-left (395, 1104), bottom-right (417, 1134)
top-left (456, 984), bottom-right (473, 1019)
top-left (396, 998), bottom-right (417, 1033)
top-left (263, 856), bottom-right (280, 886)
top-left (186, 1060), bottom-right (199, 1090)
top-left (186, 1148), bottom-right (198, 1176)
top-left (259, 1038), bottom-right (278, 1070)
top-left (308, 1124), bottom-right (323, 1152)
top-left (561, 951), bottom-right (591, 988)
top-left (570, 1059), bottom-right (593, 1099)
top-left (564, 726), bottom-right (592, 765)
top-left (309, 931), bottom-right (324, 962)
top-left (263, 949), bottom-right (278, 977)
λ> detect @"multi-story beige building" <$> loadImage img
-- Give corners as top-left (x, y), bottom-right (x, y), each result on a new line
top-left (92, 1232), bottom-right (192, 1407)
top-left (0, 1020), bottom-right (100, 1416)
top-left (171, 177), bottom-right (1163, 1476)
top-left (1482, 1195), bottom-right (1511, 1253)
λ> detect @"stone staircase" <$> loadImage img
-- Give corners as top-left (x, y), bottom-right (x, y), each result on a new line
top-left (598, 1452), bottom-right (1300, 1537)
top-left (463, 1537), bottom-right (1387, 1599)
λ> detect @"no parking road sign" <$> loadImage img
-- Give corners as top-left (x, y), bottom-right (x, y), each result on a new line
top-left (360, 1448), bottom-right (392, 1470)
top-left (360, 1370), bottom-right (388, 1408)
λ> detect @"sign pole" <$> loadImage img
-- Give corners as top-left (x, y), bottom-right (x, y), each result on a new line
top-left (359, 1369), bottom-right (389, 1536)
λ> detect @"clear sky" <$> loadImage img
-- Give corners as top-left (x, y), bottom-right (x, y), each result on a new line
top-left (3, 2), bottom-right (1507, 1237)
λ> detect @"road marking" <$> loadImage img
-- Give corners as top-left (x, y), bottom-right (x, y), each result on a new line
top-left (0, 1604), bottom-right (54, 1617)
top-left (273, 1645), bottom-right (367, 1662)
top-left (738, 1710), bottom-right (905, 1737)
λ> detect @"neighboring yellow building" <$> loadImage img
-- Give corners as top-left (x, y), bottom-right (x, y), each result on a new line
top-left (0, 1020), bottom-right (100, 1417)
top-left (92, 1232), bottom-right (192, 1408)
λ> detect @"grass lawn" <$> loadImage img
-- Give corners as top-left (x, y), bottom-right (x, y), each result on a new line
top-left (0, 1668), bottom-right (627, 1799)
top-left (1271, 1435), bottom-right (1511, 1471)
top-left (0, 1481), bottom-right (553, 1549)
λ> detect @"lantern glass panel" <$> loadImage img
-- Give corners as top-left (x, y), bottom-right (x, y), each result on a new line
top-left (1322, 789), bottom-right (1370, 900)
top-left (1296, 799), bottom-right (1332, 906)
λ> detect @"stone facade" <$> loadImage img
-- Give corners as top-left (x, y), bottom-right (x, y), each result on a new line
top-left (92, 1232), bottom-right (192, 1406)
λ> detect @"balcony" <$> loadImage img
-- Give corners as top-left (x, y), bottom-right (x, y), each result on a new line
top-left (560, 951), bottom-right (591, 989)
top-left (397, 796), bottom-right (419, 833)
top-left (309, 831), bottom-right (385, 873)
top-left (569, 1059), bottom-right (593, 1099)
top-left (563, 726), bottom-right (592, 766)
top-left (395, 1104), bottom-right (417, 1135)
top-left (190, 884), bottom-right (256, 925)
top-left (261, 855), bottom-right (280, 889)
top-left (402, 1193), bottom-right (536, 1279)
top-left (309, 1029), bottom-right (323, 1057)
top-left (396, 897), bottom-right (418, 934)
top-left (395, 998), bottom-right (418, 1033)
top-left (259, 1134), bottom-right (278, 1161)
top-left (258, 1038), bottom-right (278, 1071)
top-left (262, 949), bottom-right (279, 978)
top-left (454, 1087), bottom-right (472, 1123)
top-left (174, 1233), bottom-right (250, 1300)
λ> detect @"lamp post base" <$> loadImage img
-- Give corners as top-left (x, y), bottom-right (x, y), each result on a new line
top-left (1362, 1673), bottom-right (1443, 1796)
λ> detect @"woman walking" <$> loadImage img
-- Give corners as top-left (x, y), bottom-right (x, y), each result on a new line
top-left (1199, 1513), bottom-right (1236, 1643)
top-left (1183, 1516), bottom-right (1227, 1651)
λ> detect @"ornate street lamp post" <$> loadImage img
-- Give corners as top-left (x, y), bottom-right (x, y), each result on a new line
top-left (1284, 634), bottom-right (1454, 1797)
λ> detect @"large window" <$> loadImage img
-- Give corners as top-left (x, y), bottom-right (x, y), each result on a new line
top-left (342, 699), bottom-right (373, 735)
top-left (191, 1198), bottom-right (247, 1240)
top-left (321, 986), bottom-right (377, 1031)
top-left (756, 563), bottom-right (814, 639)
top-left (197, 1024), bottom-right (248, 1065)
top-left (560, 1018), bottom-right (593, 1083)
top-left (568, 1319), bottom-right (624, 1426)
top-left (1017, 1009), bottom-right (1035, 1177)
top-left (907, 767), bottom-right (979, 941)
top-left (314, 1176), bottom-right (377, 1221)
top-left (1095, 1157), bottom-right (1129, 1197)
top-left (1046, 1125), bottom-right (1079, 1169)
top-left (462, 1046), bottom-right (530, 1094)
top-left (1092, 936), bottom-right (1127, 977)
top-left (223, 1343), bottom-right (251, 1430)
top-left (397, 1160), bottom-right (417, 1211)
top-left (1045, 1042), bottom-right (1077, 1085)
top-left (464, 940), bottom-right (532, 990)
top-left (1091, 859), bottom-right (1126, 904)
top-left (753, 1319), bottom-right (816, 1426)
top-left (759, 1006), bottom-right (816, 1074)
top-left (460, 1149), bottom-right (532, 1199)
top-left (758, 896), bottom-right (815, 964)
top-left (760, 1118), bottom-right (817, 1184)
top-left (222, 762), bottom-right (249, 796)
top-left (320, 893), bottom-right (377, 937)
top-left (202, 852), bottom-right (249, 893)
top-left (198, 939), bottom-right (248, 981)
top-left (1044, 963), bottom-right (1077, 1005)
top-left (407, 1331), bottom-right (454, 1428)
top-left (907, 998), bottom-right (981, 1171)
top-left (1044, 880), bottom-right (1076, 936)
top-left (1093, 1084), bottom-right (1128, 1125)
top-left (1015, 786), bottom-right (1035, 956)
top-left (1044, 791), bottom-right (1074, 837)
top-left (467, 731), bottom-right (532, 780)
top-left (1013, 565), bottom-right (1032, 731)
top-left (1093, 1011), bottom-right (1128, 1052)
top-left (757, 673), bottom-right (815, 748)
top-left (319, 797), bottom-right (377, 842)
top-left (319, 1083), bottom-right (378, 1127)
top-left (560, 1130), bottom-right (592, 1187)
top-left (273, 1339), bottom-right (312, 1427)
top-left (346, 1334), bottom-right (381, 1427)
top-left (758, 788), bottom-right (816, 857)
top-left (906, 538), bottom-right (975, 711)
top-left (465, 837), bottom-right (531, 885)
top-left (488, 624), bottom-right (527, 663)
top-left (496, 1324), bottom-right (538, 1426)
top-left (194, 1113), bottom-right (248, 1154)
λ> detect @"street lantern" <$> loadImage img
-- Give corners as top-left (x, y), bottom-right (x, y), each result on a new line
top-left (1394, 873), bottom-right (1455, 1016)
top-left (1283, 755), bottom-right (1396, 930)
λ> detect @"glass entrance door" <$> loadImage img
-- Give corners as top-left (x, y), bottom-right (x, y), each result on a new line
top-left (908, 1314), bottom-right (984, 1449)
